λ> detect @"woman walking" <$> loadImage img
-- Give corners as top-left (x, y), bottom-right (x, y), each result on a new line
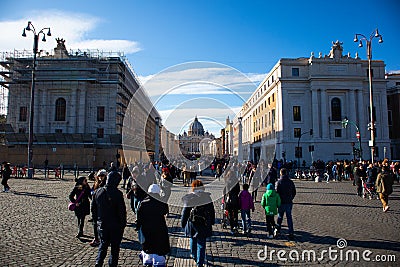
top-left (69, 176), bottom-right (91, 238)
top-left (136, 184), bottom-right (170, 266)
top-left (181, 180), bottom-right (215, 267)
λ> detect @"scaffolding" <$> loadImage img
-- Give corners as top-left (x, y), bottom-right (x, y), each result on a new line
top-left (0, 45), bottom-right (160, 168)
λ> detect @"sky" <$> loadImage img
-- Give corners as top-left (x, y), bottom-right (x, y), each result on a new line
top-left (0, 0), bottom-right (399, 136)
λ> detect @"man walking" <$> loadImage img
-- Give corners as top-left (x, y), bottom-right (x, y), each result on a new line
top-left (92, 171), bottom-right (126, 267)
top-left (275, 168), bottom-right (296, 239)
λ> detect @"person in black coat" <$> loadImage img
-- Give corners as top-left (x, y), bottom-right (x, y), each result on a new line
top-left (223, 169), bottom-right (240, 235)
top-left (136, 184), bottom-right (170, 260)
top-left (1, 162), bottom-right (12, 192)
top-left (275, 168), bottom-right (296, 239)
top-left (92, 171), bottom-right (126, 267)
top-left (69, 176), bottom-right (91, 238)
top-left (181, 180), bottom-right (215, 267)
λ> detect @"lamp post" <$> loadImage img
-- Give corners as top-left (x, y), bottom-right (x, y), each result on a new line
top-left (22, 21), bottom-right (51, 178)
top-left (354, 29), bottom-right (383, 163)
top-left (342, 118), bottom-right (362, 161)
top-left (296, 129), bottom-right (313, 169)
top-left (237, 117), bottom-right (243, 163)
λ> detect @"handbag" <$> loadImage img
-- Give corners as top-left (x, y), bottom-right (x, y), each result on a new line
top-left (68, 190), bottom-right (85, 211)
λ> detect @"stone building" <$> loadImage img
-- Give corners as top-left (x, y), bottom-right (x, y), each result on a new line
top-left (233, 41), bottom-right (390, 164)
top-left (386, 72), bottom-right (400, 159)
top-left (0, 38), bottom-right (160, 169)
top-left (178, 116), bottom-right (215, 158)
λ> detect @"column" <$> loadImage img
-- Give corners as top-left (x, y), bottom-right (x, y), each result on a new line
top-left (357, 89), bottom-right (364, 139)
top-left (238, 118), bottom-right (243, 162)
top-left (311, 88), bottom-right (320, 139)
top-left (70, 89), bottom-right (77, 133)
top-left (78, 88), bottom-right (86, 133)
top-left (348, 89), bottom-right (356, 138)
top-left (320, 89), bottom-right (328, 139)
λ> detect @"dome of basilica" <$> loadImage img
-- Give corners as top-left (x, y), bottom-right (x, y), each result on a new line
top-left (188, 116), bottom-right (205, 136)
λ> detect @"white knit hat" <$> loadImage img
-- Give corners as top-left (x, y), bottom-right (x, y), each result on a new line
top-left (148, 184), bottom-right (161, 194)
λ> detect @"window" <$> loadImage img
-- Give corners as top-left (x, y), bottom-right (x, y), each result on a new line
top-left (335, 129), bottom-right (342, 137)
top-left (97, 128), bottom-right (104, 138)
top-left (293, 106), bottom-right (301, 121)
top-left (271, 75), bottom-right (274, 83)
top-left (97, 106), bottom-right (105, 121)
top-left (55, 129), bottom-right (62, 133)
top-left (268, 97), bottom-right (270, 105)
top-left (19, 128), bottom-right (26, 133)
top-left (388, 110), bottom-right (392, 126)
top-left (396, 82), bottom-right (400, 86)
top-left (55, 98), bottom-right (66, 121)
top-left (19, 106), bottom-right (27, 121)
top-left (331, 98), bottom-right (342, 121)
top-left (271, 109), bottom-right (275, 126)
top-left (294, 128), bottom-right (301, 138)
top-left (272, 94), bottom-right (275, 102)
top-left (292, 68), bottom-right (299, 77)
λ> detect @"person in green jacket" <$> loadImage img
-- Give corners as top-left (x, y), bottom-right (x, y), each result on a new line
top-left (261, 183), bottom-right (281, 238)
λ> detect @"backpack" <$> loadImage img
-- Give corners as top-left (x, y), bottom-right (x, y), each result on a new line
top-left (189, 205), bottom-right (208, 226)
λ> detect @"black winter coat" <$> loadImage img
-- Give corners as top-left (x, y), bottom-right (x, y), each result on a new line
top-left (223, 181), bottom-right (240, 211)
top-left (136, 194), bottom-right (170, 255)
top-left (181, 190), bottom-right (215, 239)
top-left (91, 176), bottom-right (126, 231)
top-left (69, 185), bottom-right (91, 217)
top-left (275, 175), bottom-right (296, 204)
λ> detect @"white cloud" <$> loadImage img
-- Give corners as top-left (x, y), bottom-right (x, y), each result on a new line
top-left (0, 10), bottom-right (141, 55)
top-left (139, 62), bottom-right (265, 100)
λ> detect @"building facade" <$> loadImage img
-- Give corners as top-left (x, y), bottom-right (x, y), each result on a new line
top-left (0, 38), bottom-right (161, 168)
top-left (234, 41), bottom-right (391, 165)
top-left (386, 72), bottom-right (400, 159)
top-left (178, 116), bottom-right (215, 158)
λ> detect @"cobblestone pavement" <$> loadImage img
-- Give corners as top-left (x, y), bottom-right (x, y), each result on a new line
top-left (0, 175), bottom-right (399, 266)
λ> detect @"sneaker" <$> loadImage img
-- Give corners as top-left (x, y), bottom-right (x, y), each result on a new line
top-left (273, 228), bottom-right (279, 237)
top-left (267, 235), bottom-right (274, 239)
top-left (384, 206), bottom-right (390, 212)
top-left (89, 239), bottom-right (100, 247)
top-left (75, 233), bottom-right (83, 238)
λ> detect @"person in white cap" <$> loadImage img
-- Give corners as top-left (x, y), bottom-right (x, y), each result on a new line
top-left (136, 184), bottom-right (170, 267)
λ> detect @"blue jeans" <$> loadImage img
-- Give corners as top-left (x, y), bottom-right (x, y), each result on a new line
top-left (241, 209), bottom-right (252, 232)
top-left (96, 228), bottom-right (123, 267)
top-left (276, 203), bottom-right (294, 235)
top-left (190, 236), bottom-right (206, 267)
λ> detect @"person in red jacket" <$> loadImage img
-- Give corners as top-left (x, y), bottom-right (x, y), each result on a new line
top-left (238, 183), bottom-right (255, 234)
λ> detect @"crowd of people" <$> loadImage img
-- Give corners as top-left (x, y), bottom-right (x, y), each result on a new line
top-left (3, 154), bottom-right (395, 267)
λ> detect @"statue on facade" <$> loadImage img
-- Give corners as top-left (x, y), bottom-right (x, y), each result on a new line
top-left (54, 38), bottom-right (68, 58)
top-left (328, 40), bottom-right (343, 59)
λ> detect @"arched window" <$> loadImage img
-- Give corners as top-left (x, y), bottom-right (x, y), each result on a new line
top-left (331, 97), bottom-right (341, 121)
top-left (55, 98), bottom-right (66, 121)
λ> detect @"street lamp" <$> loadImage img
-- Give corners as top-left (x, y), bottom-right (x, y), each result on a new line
top-left (22, 21), bottom-right (51, 178)
top-left (342, 118), bottom-right (362, 161)
top-left (354, 29), bottom-right (383, 163)
top-left (296, 129), bottom-right (313, 169)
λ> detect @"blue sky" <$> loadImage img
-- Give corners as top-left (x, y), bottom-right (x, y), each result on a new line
top-left (1, 0), bottom-right (399, 135)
